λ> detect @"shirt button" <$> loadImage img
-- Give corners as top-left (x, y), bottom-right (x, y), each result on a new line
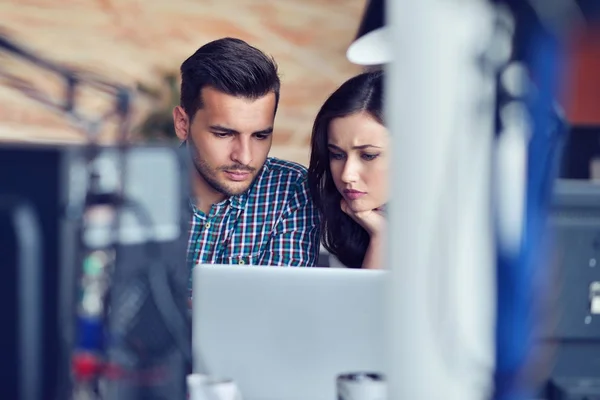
top-left (205, 222), bottom-right (211, 229)
top-left (238, 259), bottom-right (245, 265)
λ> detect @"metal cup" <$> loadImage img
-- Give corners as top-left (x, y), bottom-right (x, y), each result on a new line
top-left (337, 372), bottom-right (387, 400)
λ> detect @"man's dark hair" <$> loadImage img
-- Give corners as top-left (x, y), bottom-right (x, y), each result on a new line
top-left (180, 37), bottom-right (280, 119)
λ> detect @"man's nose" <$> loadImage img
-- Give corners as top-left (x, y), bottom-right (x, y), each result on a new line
top-left (231, 137), bottom-right (252, 166)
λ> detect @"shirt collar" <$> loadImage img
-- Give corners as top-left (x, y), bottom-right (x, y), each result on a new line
top-left (228, 191), bottom-right (247, 210)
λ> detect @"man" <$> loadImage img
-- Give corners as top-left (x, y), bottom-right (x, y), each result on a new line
top-left (173, 37), bottom-right (320, 271)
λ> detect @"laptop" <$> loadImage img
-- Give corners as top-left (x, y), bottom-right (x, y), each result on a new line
top-left (192, 265), bottom-right (386, 400)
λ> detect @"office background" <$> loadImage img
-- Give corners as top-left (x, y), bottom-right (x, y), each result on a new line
top-left (1, 1), bottom-right (600, 171)
top-left (0, 0), bottom-right (365, 167)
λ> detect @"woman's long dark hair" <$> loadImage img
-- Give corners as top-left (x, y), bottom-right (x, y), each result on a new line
top-left (308, 70), bottom-right (384, 268)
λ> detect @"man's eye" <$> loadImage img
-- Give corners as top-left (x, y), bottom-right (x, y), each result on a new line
top-left (255, 134), bottom-right (269, 140)
top-left (214, 132), bottom-right (232, 138)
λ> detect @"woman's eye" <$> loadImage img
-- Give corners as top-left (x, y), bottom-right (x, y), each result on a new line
top-left (361, 153), bottom-right (379, 161)
top-left (329, 152), bottom-right (344, 160)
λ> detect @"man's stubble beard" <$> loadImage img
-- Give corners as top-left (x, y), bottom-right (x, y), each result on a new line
top-left (186, 135), bottom-right (259, 197)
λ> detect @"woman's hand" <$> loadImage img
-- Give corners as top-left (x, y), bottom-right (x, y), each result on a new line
top-left (340, 199), bottom-right (386, 239)
top-left (341, 199), bottom-right (386, 269)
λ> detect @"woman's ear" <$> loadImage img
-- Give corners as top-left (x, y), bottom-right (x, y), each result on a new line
top-left (172, 106), bottom-right (190, 141)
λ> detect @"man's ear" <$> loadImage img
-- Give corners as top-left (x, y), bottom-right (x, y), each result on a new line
top-left (173, 106), bottom-right (190, 141)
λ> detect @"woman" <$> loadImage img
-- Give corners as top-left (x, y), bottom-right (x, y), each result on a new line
top-left (308, 70), bottom-right (388, 269)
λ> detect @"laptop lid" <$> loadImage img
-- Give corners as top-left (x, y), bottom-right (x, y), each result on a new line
top-left (192, 265), bottom-right (386, 400)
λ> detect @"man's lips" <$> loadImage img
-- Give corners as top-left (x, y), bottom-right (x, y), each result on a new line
top-left (224, 170), bottom-right (251, 181)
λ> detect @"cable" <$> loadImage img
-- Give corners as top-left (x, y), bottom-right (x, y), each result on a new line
top-left (0, 196), bottom-right (43, 400)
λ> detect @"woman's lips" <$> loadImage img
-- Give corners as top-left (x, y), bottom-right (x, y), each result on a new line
top-left (343, 189), bottom-right (366, 200)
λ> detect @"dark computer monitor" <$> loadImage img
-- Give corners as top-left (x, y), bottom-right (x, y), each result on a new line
top-left (560, 125), bottom-right (600, 180)
top-left (0, 143), bottom-right (190, 400)
top-left (542, 179), bottom-right (600, 398)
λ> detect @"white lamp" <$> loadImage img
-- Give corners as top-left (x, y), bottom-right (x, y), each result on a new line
top-left (346, 0), bottom-right (390, 66)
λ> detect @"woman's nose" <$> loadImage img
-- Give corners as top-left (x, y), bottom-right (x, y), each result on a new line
top-left (340, 160), bottom-right (359, 183)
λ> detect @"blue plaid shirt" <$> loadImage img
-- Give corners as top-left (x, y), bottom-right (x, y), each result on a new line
top-left (187, 157), bottom-right (320, 274)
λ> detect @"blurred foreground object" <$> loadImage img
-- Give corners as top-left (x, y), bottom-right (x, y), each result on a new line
top-left (0, 30), bottom-right (191, 400)
top-left (383, 0), bottom-right (592, 399)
